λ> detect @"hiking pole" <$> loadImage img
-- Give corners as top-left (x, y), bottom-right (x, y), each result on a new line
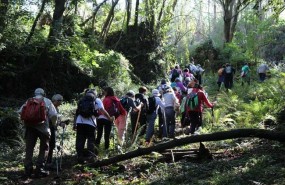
top-left (131, 109), bottom-right (141, 144)
top-left (211, 107), bottom-right (214, 129)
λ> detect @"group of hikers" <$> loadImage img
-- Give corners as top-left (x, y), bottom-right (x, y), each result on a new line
top-left (18, 60), bottom-right (270, 179)
top-left (217, 62), bottom-right (270, 91)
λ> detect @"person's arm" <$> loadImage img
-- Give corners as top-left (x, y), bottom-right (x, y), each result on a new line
top-left (98, 98), bottom-right (114, 122)
top-left (200, 92), bottom-right (214, 108)
top-left (156, 97), bottom-right (165, 109)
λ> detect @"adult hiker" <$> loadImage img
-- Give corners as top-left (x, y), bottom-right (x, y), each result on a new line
top-left (217, 65), bottom-right (225, 91)
top-left (185, 79), bottom-right (215, 135)
top-left (20, 88), bottom-right (57, 178)
top-left (163, 85), bottom-right (179, 138)
top-left (145, 89), bottom-right (165, 145)
top-left (95, 87), bottom-right (125, 150)
top-left (157, 79), bottom-right (168, 138)
top-left (171, 77), bottom-right (187, 94)
top-left (223, 63), bottom-right (235, 90)
top-left (46, 94), bottom-right (65, 169)
top-left (74, 89), bottom-right (114, 164)
top-left (116, 90), bottom-right (142, 145)
top-left (169, 65), bottom-right (182, 82)
top-left (241, 62), bottom-right (250, 86)
top-left (195, 64), bottom-right (204, 85)
top-left (132, 87), bottom-right (148, 136)
top-left (257, 63), bottom-right (269, 82)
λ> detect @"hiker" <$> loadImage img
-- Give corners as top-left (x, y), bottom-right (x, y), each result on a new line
top-left (241, 63), bottom-right (250, 85)
top-left (132, 87), bottom-right (148, 136)
top-left (163, 85), bottom-right (179, 138)
top-left (257, 63), bottom-right (269, 82)
top-left (74, 89), bottom-right (114, 163)
top-left (145, 89), bottom-right (165, 145)
top-left (169, 65), bottom-right (182, 82)
top-left (186, 79), bottom-right (214, 135)
top-left (217, 65), bottom-right (225, 91)
top-left (157, 79), bottom-right (168, 138)
top-left (195, 64), bottom-right (204, 85)
top-left (46, 94), bottom-right (65, 169)
top-left (20, 88), bottom-right (57, 178)
top-left (223, 63), bottom-right (235, 90)
top-left (95, 87), bottom-right (126, 150)
top-left (171, 77), bottom-right (187, 94)
top-left (173, 86), bottom-right (182, 103)
top-left (116, 90), bottom-right (142, 145)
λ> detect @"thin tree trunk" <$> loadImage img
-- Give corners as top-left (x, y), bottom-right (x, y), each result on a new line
top-left (134, 0), bottom-right (139, 29)
top-left (80, 0), bottom-right (107, 27)
top-left (100, 0), bottom-right (119, 42)
top-left (25, 0), bottom-right (47, 44)
top-left (126, 0), bottom-right (132, 33)
top-left (89, 129), bottom-right (285, 168)
top-left (0, 0), bottom-right (9, 34)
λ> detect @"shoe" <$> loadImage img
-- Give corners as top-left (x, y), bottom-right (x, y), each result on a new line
top-left (34, 168), bottom-right (49, 178)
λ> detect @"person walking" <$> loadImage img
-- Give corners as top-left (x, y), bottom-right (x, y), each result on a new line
top-left (74, 89), bottom-right (114, 163)
top-left (257, 63), bottom-right (269, 82)
top-left (95, 87), bottom-right (125, 150)
top-left (241, 63), bottom-right (250, 85)
top-left (223, 63), bottom-right (235, 90)
top-left (217, 65), bottom-right (225, 91)
top-left (20, 88), bottom-right (57, 178)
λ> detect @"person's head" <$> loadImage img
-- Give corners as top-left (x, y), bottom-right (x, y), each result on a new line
top-left (139, 86), bottom-right (148, 94)
top-left (152, 89), bottom-right (161, 97)
top-left (52, 94), bottom-right (63, 107)
top-left (103, 87), bottom-right (114, 97)
top-left (187, 78), bottom-right (198, 88)
top-left (222, 64), bottom-right (226, 68)
top-left (226, 63), bottom-right (230, 67)
top-left (161, 79), bottom-right (167, 85)
top-left (174, 65), bottom-right (179, 69)
top-left (126, 90), bottom-right (135, 98)
top-left (165, 85), bottom-right (172, 93)
top-left (183, 68), bottom-right (189, 73)
top-left (86, 89), bottom-right (97, 97)
top-left (34, 88), bottom-right (45, 98)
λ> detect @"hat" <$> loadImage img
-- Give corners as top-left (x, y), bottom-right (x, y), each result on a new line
top-left (161, 79), bottom-right (166, 85)
top-left (152, 89), bottom-right (161, 96)
top-left (86, 89), bottom-right (97, 97)
top-left (34, 88), bottom-right (45, 96)
top-left (126, 90), bottom-right (135, 97)
top-left (175, 77), bottom-right (181, 82)
top-left (52, 94), bottom-right (63, 102)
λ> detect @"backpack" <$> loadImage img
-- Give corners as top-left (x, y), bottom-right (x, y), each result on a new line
top-left (135, 93), bottom-right (147, 111)
top-left (185, 91), bottom-right (199, 111)
top-left (225, 66), bottom-right (232, 74)
top-left (172, 69), bottom-right (180, 79)
top-left (120, 97), bottom-right (130, 112)
top-left (77, 95), bottom-right (98, 118)
top-left (146, 96), bottom-right (156, 114)
top-left (21, 98), bottom-right (47, 126)
top-left (105, 99), bottom-right (121, 119)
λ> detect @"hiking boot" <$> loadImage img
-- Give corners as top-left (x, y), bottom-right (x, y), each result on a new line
top-left (34, 168), bottom-right (49, 178)
top-left (24, 166), bottom-right (33, 178)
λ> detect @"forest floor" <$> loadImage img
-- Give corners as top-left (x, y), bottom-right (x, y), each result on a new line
top-left (1, 122), bottom-right (285, 185)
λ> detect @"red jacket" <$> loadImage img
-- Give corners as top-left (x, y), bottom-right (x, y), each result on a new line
top-left (103, 96), bottom-right (127, 116)
top-left (189, 88), bottom-right (213, 112)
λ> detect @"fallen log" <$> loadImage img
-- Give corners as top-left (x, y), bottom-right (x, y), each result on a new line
top-left (89, 129), bottom-right (285, 168)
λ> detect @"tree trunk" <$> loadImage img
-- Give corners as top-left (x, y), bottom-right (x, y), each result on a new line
top-left (25, 0), bottom-right (47, 44)
top-left (0, 0), bottom-right (9, 34)
top-left (89, 129), bottom-right (285, 168)
top-left (100, 0), bottom-right (119, 42)
top-left (48, 0), bottom-right (66, 43)
top-left (134, 0), bottom-right (139, 29)
top-left (80, 0), bottom-right (107, 27)
top-left (126, 0), bottom-right (132, 33)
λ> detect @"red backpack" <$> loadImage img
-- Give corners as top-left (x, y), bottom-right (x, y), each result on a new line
top-left (21, 98), bottom-right (47, 126)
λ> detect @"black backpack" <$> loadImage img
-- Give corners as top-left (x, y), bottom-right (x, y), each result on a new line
top-left (135, 93), bottom-right (147, 111)
top-left (77, 95), bottom-right (98, 118)
top-left (120, 97), bottom-right (130, 112)
top-left (172, 69), bottom-right (180, 79)
top-left (146, 96), bottom-right (156, 114)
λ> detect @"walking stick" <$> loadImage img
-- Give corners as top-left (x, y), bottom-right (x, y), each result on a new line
top-left (211, 107), bottom-right (214, 128)
top-left (131, 109), bottom-right (141, 144)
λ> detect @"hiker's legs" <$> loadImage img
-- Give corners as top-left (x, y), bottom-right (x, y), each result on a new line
top-left (114, 115), bottom-right (127, 145)
top-left (259, 73), bottom-right (266, 82)
top-left (130, 112), bottom-right (138, 136)
top-left (189, 112), bottom-right (200, 134)
top-left (36, 131), bottom-right (49, 169)
top-left (139, 111), bottom-right (147, 135)
top-left (224, 76), bottom-right (230, 89)
top-left (158, 108), bottom-right (164, 138)
top-left (165, 107), bottom-right (175, 138)
top-left (24, 127), bottom-right (38, 175)
top-left (145, 112), bottom-right (157, 142)
top-left (86, 125), bottom-right (96, 156)
top-left (95, 119), bottom-right (104, 146)
top-left (103, 119), bottom-right (112, 150)
top-left (47, 126), bottom-right (56, 164)
top-left (76, 124), bottom-right (87, 159)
